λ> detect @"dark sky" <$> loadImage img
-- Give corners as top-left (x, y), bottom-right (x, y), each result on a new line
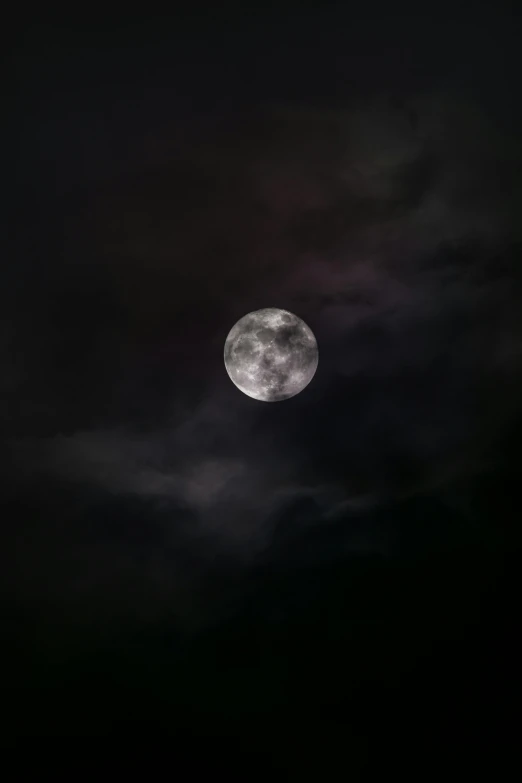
top-left (3, 3), bottom-right (522, 770)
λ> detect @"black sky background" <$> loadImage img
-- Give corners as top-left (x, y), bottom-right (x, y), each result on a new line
top-left (3, 3), bottom-right (522, 771)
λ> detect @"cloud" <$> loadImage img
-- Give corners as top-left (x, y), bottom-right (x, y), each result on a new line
top-left (7, 91), bottom-right (522, 579)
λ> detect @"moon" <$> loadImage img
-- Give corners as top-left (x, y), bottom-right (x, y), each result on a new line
top-left (224, 308), bottom-right (319, 402)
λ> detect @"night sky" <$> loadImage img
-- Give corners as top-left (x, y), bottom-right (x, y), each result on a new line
top-left (3, 4), bottom-right (522, 770)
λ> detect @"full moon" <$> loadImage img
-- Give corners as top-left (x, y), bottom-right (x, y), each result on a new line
top-left (224, 308), bottom-right (319, 402)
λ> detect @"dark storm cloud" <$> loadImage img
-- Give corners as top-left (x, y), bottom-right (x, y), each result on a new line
top-left (6, 77), bottom-right (522, 621)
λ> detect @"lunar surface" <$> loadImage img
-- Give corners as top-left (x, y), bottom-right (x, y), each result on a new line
top-left (224, 308), bottom-right (319, 402)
